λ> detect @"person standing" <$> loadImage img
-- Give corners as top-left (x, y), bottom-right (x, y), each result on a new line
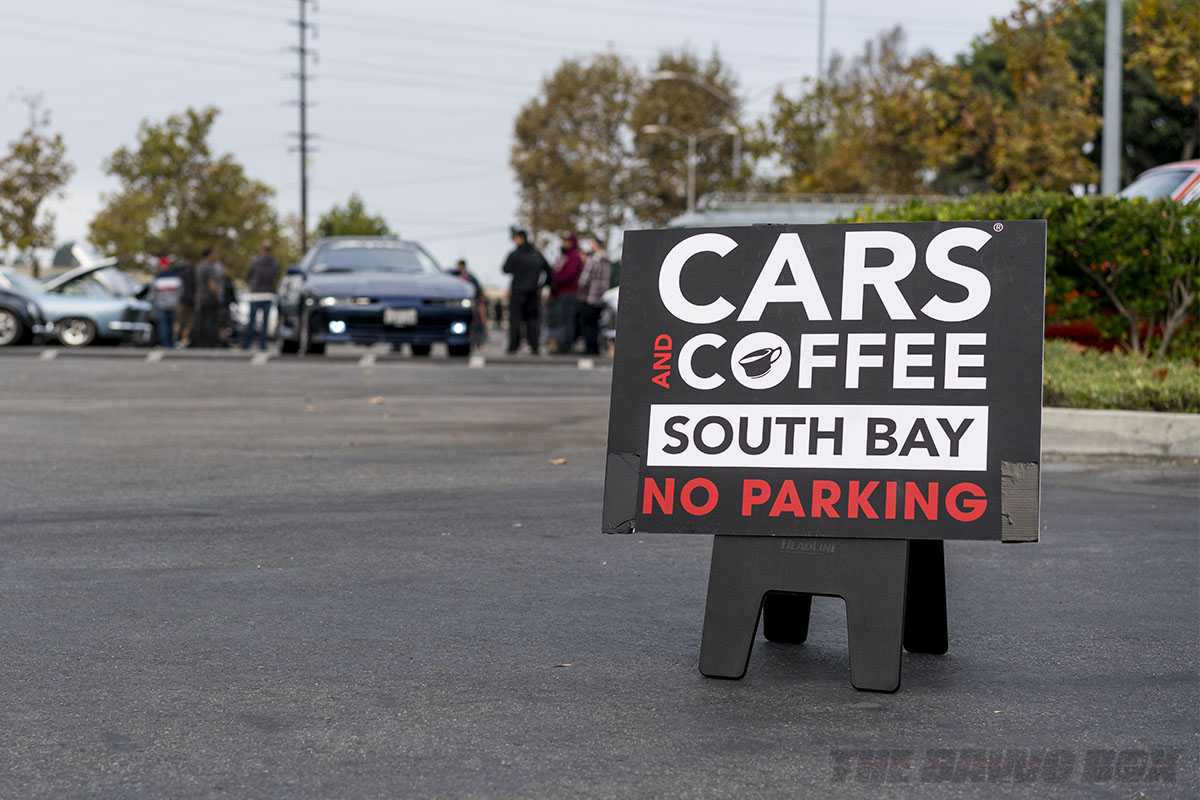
top-left (548, 233), bottom-right (583, 354)
top-left (175, 258), bottom-right (196, 346)
top-left (451, 258), bottom-right (487, 346)
top-left (501, 227), bottom-right (551, 355)
top-left (577, 234), bottom-right (612, 356)
top-left (243, 242), bottom-right (279, 351)
top-left (148, 255), bottom-right (183, 349)
top-left (191, 247), bottom-right (225, 348)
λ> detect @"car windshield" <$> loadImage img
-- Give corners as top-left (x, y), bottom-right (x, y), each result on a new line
top-left (0, 270), bottom-right (43, 295)
top-left (1119, 168), bottom-right (1191, 200)
top-left (56, 275), bottom-right (114, 298)
top-left (311, 242), bottom-right (440, 275)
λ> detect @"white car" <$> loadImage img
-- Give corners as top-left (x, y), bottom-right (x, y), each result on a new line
top-left (601, 286), bottom-right (619, 345)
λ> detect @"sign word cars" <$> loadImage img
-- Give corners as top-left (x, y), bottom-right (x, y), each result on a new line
top-left (602, 222), bottom-right (1046, 541)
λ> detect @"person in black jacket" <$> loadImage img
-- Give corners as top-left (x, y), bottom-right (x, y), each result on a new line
top-left (242, 242), bottom-right (280, 351)
top-left (501, 227), bottom-right (551, 355)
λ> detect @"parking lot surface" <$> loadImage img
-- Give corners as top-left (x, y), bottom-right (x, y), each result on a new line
top-left (1, 358), bottom-right (1196, 798)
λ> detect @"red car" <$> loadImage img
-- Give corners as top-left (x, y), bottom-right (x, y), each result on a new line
top-left (1119, 159), bottom-right (1200, 203)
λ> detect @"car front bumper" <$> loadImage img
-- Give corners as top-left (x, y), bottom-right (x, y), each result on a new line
top-left (308, 304), bottom-right (473, 346)
top-left (108, 320), bottom-right (154, 343)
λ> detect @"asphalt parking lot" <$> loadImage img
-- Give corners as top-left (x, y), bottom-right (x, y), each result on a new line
top-left (1, 356), bottom-right (1196, 799)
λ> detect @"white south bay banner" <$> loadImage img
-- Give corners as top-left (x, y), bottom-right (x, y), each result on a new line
top-left (646, 404), bottom-right (988, 471)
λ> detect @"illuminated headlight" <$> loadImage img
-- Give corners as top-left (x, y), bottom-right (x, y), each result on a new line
top-left (320, 296), bottom-right (372, 307)
top-left (328, 320), bottom-right (347, 334)
top-left (450, 321), bottom-right (468, 335)
top-left (428, 298), bottom-right (473, 309)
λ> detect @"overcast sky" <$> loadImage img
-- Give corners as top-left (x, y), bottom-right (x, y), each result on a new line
top-left (2, 0), bottom-right (1014, 287)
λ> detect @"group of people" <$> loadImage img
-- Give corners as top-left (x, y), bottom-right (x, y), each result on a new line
top-left (147, 243), bottom-right (280, 351)
top-left (501, 227), bottom-right (611, 356)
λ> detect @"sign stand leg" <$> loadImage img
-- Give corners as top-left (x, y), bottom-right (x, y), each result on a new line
top-left (903, 539), bottom-right (948, 655)
top-left (699, 535), bottom-right (945, 692)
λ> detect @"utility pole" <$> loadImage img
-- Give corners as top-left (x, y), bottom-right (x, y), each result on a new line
top-left (288, 0), bottom-right (318, 251)
top-left (1101, 0), bottom-right (1122, 194)
top-left (817, 0), bottom-right (827, 80)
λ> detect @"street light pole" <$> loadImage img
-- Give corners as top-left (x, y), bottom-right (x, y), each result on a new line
top-left (817, 0), bottom-right (827, 79)
top-left (686, 135), bottom-right (697, 214)
top-left (641, 124), bottom-right (739, 214)
top-left (1101, 0), bottom-right (1123, 194)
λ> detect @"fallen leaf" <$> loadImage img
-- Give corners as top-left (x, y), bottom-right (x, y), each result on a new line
top-left (369, 395), bottom-right (385, 405)
top-left (549, 457), bottom-right (567, 465)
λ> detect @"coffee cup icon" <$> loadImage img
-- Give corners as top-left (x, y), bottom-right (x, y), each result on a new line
top-left (738, 346), bottom-right (783, 378)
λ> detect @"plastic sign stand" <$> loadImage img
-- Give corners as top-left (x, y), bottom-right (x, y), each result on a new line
top-left (602, 222), bottom-right (1046, 693)
top-left (699, 537), bottom-right (947, 692)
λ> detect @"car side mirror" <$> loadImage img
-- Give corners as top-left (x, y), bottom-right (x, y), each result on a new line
top-left (286, 266), bottom-right (303, 276)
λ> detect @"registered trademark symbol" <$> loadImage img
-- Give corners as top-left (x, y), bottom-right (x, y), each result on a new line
top-left (993, 222), bottom-right (1004, 232)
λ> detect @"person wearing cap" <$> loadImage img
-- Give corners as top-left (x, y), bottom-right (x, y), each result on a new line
top-left (500, 227), bottom-right (551, 355)
top-left (148, 255), bottom-right (184, 349)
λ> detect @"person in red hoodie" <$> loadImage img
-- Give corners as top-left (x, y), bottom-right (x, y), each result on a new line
top-left (549, 233), bottom-right (584, 354)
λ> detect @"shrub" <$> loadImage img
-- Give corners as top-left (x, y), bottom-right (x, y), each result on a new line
top-left (1043, 339), bottom-right (1200, 412)
top-left (844, 192), bottom-right (1199, 358)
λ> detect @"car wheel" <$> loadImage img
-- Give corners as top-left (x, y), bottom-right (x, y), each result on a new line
top-left (448, 343), bottom-right (471, 358)
top-left (410, 343), bottom-right (432, 357)
top-left (0, 309), bottom-right (25, 347)
top-left (279, 323), bottom-right (300, 354)
top-left (57, 318), bottom-right (97, 348)
top-left (295, 309), bottom-right (326, 356)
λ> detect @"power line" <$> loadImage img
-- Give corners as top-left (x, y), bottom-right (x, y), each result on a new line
top-left (319, 137), bottom-right (495, 167)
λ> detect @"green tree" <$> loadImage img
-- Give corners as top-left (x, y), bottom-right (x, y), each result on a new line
top-left (628, 49), bottom-right (744, 224)
top-left (0, 95), bottom-right (75, 278)
top-left (89, 107), bottom-right (282, 279)
top-left (959, 0), bottom-right (1196, 186)
top-left (984, 2), bottom-right (1099, 191)
top-left (315, 193), bottom-right (390, 238)
top-left (511, 53), bottom-right (640, 237)
top-left (1128, 0), bottom-right (1200, 161)
top-left (763, 28), bottom-right (945, 195)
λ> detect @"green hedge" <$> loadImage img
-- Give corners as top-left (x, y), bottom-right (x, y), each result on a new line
top-left (1043, 340), bottom-right (1200, 413)
top-left (843, 192), bottom-right (1199, 358)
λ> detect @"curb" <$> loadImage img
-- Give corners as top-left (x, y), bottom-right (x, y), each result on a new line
top-left (1042, 407), bottom-right (1200, 460)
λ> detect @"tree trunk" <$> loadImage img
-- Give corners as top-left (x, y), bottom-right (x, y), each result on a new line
top-left (1155, 280), bottom-right (1197, 359)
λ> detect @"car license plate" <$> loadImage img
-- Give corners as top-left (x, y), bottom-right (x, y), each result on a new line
top-left (383, 308), bottom-right (418, 327)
